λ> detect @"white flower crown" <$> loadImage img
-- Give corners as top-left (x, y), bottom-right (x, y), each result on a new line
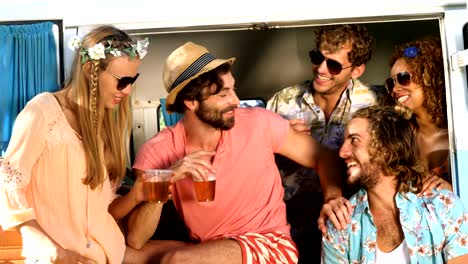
top-left (68, 36), bottom-right (149, 64)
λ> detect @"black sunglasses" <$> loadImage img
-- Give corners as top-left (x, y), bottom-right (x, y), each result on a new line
top-left (309, 49), bottom-right (353, 75)
top-left (106, 69), bottom-right (140, 90)
top-left (385, 71), bottom-right (412, 93)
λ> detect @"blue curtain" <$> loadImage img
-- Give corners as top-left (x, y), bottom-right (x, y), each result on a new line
top-left (0, 22), bottom-right (59, 156)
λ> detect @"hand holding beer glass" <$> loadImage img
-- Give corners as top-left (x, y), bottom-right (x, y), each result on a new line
top-left (283, 109), bottom-right (313, 133)
top-left (193, 172), bottom-right (216, 202)
top-left (165, 150), bottom-right (217, 202)
top-left (143, 169), bottom-right (173, 203)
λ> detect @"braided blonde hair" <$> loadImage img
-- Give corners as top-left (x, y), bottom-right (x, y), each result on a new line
top-left (90, 60), bottom-right (100, 130)
top-left (65, 25), bottom-right (134, 189)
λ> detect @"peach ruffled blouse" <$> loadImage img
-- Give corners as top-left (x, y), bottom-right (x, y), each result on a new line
top-left (0, 93), bottom-right (124, 263)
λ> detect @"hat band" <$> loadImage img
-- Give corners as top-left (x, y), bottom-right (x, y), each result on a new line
top-left (170, 53), bottom-right (216, 91)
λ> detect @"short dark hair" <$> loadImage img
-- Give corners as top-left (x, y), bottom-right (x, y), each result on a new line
top-left (167, 63), bottom-right (232, 113)
top-left (316, 24), bottom-right (375, 66)
top-left (352, 105), bottom-right (426, 193)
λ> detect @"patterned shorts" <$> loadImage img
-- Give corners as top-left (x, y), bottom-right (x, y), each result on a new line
top-left (231, 231), bottom-right (298, 264)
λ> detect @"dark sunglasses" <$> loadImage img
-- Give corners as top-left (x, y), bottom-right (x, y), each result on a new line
top-left (106, 69), bottom-right (140, 90)
top-left (309, 49), bottom-right (353, 75)
top-left (385, 71), bottom-right (412, 93)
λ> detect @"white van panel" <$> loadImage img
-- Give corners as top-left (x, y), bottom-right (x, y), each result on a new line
top-left (442, 8), bottom-right (468, 203)
top-left (58, 0), bottom-right (468, 205)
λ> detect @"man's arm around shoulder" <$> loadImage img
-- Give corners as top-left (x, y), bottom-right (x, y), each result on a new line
top-left (277, 125), bottom-right (343, 201)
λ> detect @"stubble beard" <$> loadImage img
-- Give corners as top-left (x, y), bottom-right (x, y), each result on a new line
top-left (195, 101), bottom-right (236, 130)
top-left (348, 162), bottom-right (380, 190)
top-left (312, 71), bottom-right (351, 96)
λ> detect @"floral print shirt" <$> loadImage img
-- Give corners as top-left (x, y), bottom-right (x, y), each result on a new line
top-left (267, 79), bottom-right (379, 151)
top-left (266, 79), bottom-right (381, 199)
top-left (322, 189), bottom-right (468, 264)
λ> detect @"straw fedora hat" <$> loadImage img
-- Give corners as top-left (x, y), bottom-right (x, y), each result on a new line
top-left (163, 42), bottom-right (236, 108)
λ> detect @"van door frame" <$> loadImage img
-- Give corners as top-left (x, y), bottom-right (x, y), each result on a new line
top-left (441, 5), bottom-right (468, 205)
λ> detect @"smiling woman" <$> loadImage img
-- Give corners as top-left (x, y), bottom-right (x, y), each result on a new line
top-left (387, 37), bottom-right (451, 189)
top-left (98, 56), bottom-right (141, 109)
top-left (0, 25), bottom-right (151, 263)
top-left (385, 71), bottom-right (412, 94)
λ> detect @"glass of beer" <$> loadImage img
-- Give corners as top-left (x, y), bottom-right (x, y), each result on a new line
top-left (283, 109), bottom-right (313, 127)
top-left (143, 169), bottom-right (172, 203)
top-left (193, 173), bottom-right (216, 202)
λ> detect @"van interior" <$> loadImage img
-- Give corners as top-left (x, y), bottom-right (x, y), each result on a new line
top-left (0, 15), bottom-right (451, 263)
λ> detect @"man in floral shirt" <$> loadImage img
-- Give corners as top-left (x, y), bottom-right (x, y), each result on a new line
top-left (267, 24), bottom-right (380, 151)
top-left (322, 106), bottom-right (468, 264)
top-left (266, 24), bottom-right (388, 262)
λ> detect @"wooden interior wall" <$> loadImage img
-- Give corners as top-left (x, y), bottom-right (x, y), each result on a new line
top-left (0, 227), bottom-right (24, 263)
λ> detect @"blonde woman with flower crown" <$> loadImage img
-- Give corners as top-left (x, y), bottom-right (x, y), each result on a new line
top-left (0, 25), bottom-right (149, 263)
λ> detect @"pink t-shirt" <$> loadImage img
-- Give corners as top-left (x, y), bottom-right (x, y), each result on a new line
top-left (133, 107), bottom-right (290, 242)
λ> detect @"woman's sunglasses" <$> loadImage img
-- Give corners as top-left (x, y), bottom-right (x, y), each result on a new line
top-left (385, 71), bottom-right (412, 93)
top-left (309, 49), bottom-right (353, 75)
top-left (106, 69), bottom-right (140, 90)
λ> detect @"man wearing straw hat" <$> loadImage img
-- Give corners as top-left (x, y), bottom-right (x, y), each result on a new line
top-left (127, 42), bottom-right (343, 264)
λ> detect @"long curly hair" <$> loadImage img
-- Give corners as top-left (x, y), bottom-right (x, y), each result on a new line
top-left (389, 37), bottom-right (447, 128)
top-left (65, 25), bottom-right (135, 189)
top-left (352, 105), bottom-right (427, 193)
top-left (316, 24), bottom-right (375, 66)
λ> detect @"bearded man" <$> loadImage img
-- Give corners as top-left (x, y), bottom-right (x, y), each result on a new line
top-left (126, 42), bottom-right (343, 264)
top-left (322, 106), bottom-right (468, 264)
